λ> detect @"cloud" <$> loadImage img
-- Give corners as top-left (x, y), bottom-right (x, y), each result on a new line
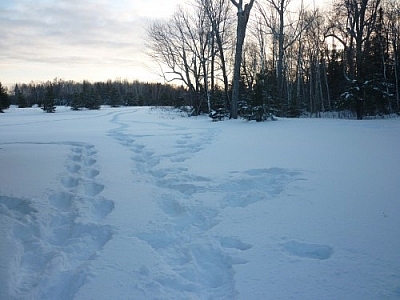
top-left (0, 0), bottom-right (180, 83)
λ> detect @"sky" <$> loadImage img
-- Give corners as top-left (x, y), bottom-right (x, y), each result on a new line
top-left (0, 0), bottom-right (185, 86)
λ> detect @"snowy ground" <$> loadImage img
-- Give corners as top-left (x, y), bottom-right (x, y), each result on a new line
top-left (0, 106), bottom-right (399, 300)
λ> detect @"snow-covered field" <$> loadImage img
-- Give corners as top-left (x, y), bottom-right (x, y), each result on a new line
top-left (0, 106), bottom-right (399, 300)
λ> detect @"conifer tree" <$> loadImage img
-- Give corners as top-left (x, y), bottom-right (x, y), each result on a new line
top-left (42, 83), bottom-right (56, 113)
top-left (71, 91), bottom-right (84, 110)
top-left (109, 86), bottom-right (123, 107)
top-left (15, 91), bottom-right (28, 108)
top-left (0, 82), bottom-right (10, 112)
top-left (81, 81), bottom-right (101, 110)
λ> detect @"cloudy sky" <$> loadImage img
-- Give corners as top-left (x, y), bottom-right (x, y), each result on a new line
top-left (0, 0), bottom-right (184, 85)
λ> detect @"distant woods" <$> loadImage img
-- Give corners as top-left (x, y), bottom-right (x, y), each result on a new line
top-left (4, 79), bottom-right (188, 111)
top-left (147, 0), bottom-right (400, 119)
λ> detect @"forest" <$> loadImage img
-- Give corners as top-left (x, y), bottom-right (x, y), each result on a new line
top-left (1, 0), bottom-right (399, 120)
top-left (0, 80), bottom-right (186, 113)
top-left (147, 0), bottom-right (400, 119)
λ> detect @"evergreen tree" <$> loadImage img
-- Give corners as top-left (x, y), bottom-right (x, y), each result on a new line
top-left (15, 91), bottom-right (28, 108)
top-left (0, 82), bottom-right (10, 112)
top-left (362, 7), bottom-right (394, 116)
top-left (15, 85), bottom-right (28, 108)
top-left (81, 81), bottom-right (101, 110)
top-left (71, 91), bottom-right (84, 110)
top-left (42, 83), bottom-right (56, 113)
top-left (109, 86), bottom-right (123, 107)
top-left (326, 47), bottom-right (349, 112)
top-left (251, 69), bottom-right (281, 115)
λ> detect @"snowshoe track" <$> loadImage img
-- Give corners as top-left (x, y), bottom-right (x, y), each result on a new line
top-left (108, 110), bottom-right (313, 299)
top-left (0, 142), bottom-right (114, 299)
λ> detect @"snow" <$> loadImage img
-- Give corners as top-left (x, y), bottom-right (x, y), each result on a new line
top-left (1, 106), bottom-right (400, 300)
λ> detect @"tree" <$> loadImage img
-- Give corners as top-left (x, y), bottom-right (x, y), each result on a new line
top-left (71, 91), bottom-right (83, 110)
top-left (257, 0), bottom-right (290, 105)
top-left (42, 83), bottom-right (56, 113)
top-left (230, 0), bottom-right (255, 119)
top-left (386, 0), bottom-right (400, 111)
top-left (256, 0), bottom-right (315, 115)
top-left (147, 7), bottom-right (207, 113)
top-left (0, 83), bottom-right (10, 112)
top-left (109, 85), bottom-right (123, 107)
top-left (328, 0), bottom-right (381, 119)
top-left (14, 85), bottom-right (28, 108)
top-left (199, 0), bottom-right (233, 109)
top-left (82, 81), bottom-right (101, 110)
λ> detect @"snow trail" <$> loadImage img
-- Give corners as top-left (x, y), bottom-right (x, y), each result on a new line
top-left (107, 109), bottom-right (305, 298)
top-left (0, 142), bottom-right (114, 299)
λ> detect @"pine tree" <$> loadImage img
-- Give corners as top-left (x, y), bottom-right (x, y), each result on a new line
top-left (0, 82), bottom-right (10, 112)
top-left (71, 91), bottom-right (84, 110)
top-left (85, 90), bottom-right (101, 110)
top-left (42, 83), bottom-right (56, 113)
top-left (109, 86), bottom-right (123, 107)
top-left (15, 91), bottom-right (28, 108)
top-left (327, 47), bottom-right (349, 112)
top-left (81, 81), bottom-right (101, 110)
top-left (362, 7), bottom-right (394, 115)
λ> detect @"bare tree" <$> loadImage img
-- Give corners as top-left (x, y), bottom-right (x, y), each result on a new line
top-left (300, 9), bottom-right (332, 116)
top-left (147, 19), bottom-right (195, 90)
top-left (230, 0), bottom-right (256, 118)
top-left (257, 0), bottom-right (314, 111)
top-left (199, 0), bottom-right (234, 109)
top-left (147, 6), bottom-right (213, 113)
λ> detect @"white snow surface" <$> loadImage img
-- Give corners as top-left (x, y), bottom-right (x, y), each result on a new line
top-left (1, 106), bottom-right (399, 300)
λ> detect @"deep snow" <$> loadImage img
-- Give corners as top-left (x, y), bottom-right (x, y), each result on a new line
top-left (0, 106), bottom-right (399, 299)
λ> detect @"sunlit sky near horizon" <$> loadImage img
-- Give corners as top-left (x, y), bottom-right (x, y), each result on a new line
top-left (0, 0), bottom-right (185, 86)
top-left (0, 0), bottom-right (329, 87)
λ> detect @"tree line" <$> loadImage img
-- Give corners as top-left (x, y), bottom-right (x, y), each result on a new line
top-left (0, 79), bottom-right (188, 112)
top-left (147, 0), bottom-right (400, 119)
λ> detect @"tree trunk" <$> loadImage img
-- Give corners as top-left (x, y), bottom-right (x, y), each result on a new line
top-left (322, 56), bottom-right (331, 111)
top-left (393, 39), bottom-right (400, 110)
top-left (395, 54), bottom-right (400, 110)
top-left (277, 0), bottom-right (285, 102)
top-left (214, 23), bottom-right (231, 109)
top-left (230, 0), bottom-right (255, 119)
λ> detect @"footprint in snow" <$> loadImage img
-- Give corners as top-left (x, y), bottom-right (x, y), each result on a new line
top-left (283, 240), bottom-right (333, 260)
top-left (70, 154), bottom-right (82, 162)
top-left (219, 168), bottom-right (302, 208)
top-left (220, 236), bottom-right (253, 251)
top-left (83, 182), bottom-right (105, 197)
top-left (49, 191), bottom-right (75, 212)
top-left (60, 176), bottom-right (79, 189)
top-left (84, 157), bottom-right (96, 166)
top-left (0, 142), bottom-right (115, 300)
top-left (66, 164), bottom-right (81, 174)
top-left (84, 168), bottom-right (100, 179)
